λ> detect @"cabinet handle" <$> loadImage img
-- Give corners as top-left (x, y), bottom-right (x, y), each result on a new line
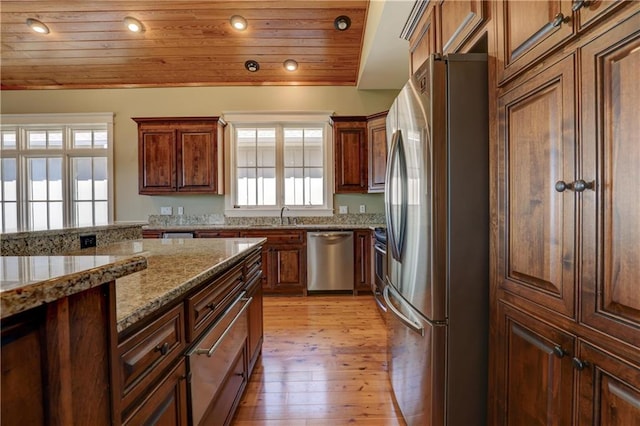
top-left (571, 0), bottom-right (591, 12)
top-left (552, 13), bottom-right (570, 27)
top-left (553, 345), bottom-right (566, 358)
top-left (555, 179), bottom-right (594, 193)
top-left (572, 357), bottom-right (588, 371)
top-left (155, 342), bottom-right (169, 356)
top-left (572, 179), bottom-right (593, 192)
top-left (205, 302), bottom-right (216, 310)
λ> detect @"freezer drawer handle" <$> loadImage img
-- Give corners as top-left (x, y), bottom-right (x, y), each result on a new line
top-left (194, 295), bottom-right (252, 357)
top-left (383, 284), bottom-right (424, 336)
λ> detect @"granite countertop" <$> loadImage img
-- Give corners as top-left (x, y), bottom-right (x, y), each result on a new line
top-left (0, 254), bottom-right (147, 319)
top-left (144, 224), bottom-right (385, 231)
top-left (68, 238), bottom-right (266, 332)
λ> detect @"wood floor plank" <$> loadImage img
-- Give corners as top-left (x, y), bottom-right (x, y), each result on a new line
top-left (231, 295), bottom-right (406, 425)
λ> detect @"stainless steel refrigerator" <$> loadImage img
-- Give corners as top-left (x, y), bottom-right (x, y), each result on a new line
top-left (383, 53), bottom-right (488, 425)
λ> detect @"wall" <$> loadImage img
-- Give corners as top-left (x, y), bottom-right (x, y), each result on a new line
top-left (0, 86), bottom-right (396, 222)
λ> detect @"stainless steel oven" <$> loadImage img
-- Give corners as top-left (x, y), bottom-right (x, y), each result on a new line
top-left (372, 227), bottom-right (387, 314)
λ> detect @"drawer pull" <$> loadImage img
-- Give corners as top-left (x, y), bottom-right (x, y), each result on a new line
top-left (195, 295), bottom-right (252, 357)
top-left (571, 0), bottom-right (591, 12)
top-left (572, 357), bottom-right (588, 371)
top-left (155, 342), bottom-right (169, 356)
top-left (553, 345), bottom-right (566, 358)
top-left (552, 13), bottom-right (569, 27)
top-left (205, 302), bottom-right (216, 310)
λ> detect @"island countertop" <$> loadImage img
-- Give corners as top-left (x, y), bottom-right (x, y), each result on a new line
top-left (0, 254), bottom-right (147, 319)
top-left (68, 238), bottom-right (265, 332)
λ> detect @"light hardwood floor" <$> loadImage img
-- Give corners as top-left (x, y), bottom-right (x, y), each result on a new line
top-left (232, 295), bottom-right (406, 425)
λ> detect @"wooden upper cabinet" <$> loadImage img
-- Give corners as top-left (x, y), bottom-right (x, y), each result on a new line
top-left (573, 0), bottom-right (627, 32)
top-left (367, 111), bottom-right (388, 193)
top-left (497, 0), bottom-right (574, 83)
top-left (580, 13), bottom-right (640, 348)
top-left (438, 0), bottom-right (486, 54)
top-left (134, 117), bottom-right (225, 195)
top-left (409, 4), bottom-right (439, 74)
top-left (333, 117), bottom-right (368, 194)
top-left (497, 55), bottom-right (577, 318)
top-left (495, 303), bottom-right (575, 426)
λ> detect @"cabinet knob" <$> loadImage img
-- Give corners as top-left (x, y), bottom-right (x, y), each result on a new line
top-left (572, 0), bottom-right (591, 12)
top-left (552, 13), bottom-right (570, 27)
top-left (555, 180), bottom-right (572, 192)
top-left (572, 179), bottom-right (593, 192)
top-left (155, 342), bottom-right (169, 356)
top-left (553, 345), bottom-right (566, 358)
top-left (205, 302), bottom-right (216, 310)
top-left (572, 357), bottom-right (588, 371)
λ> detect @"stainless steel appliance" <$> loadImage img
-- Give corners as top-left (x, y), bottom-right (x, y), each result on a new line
top-left (186, 292), bottom-right (251, 425)
top-left (383, 53), bottom-right (488, 425)
top-left (372, 227), bottom-right (387, 313)
top-left (307, 231), bottom-right (354, 291)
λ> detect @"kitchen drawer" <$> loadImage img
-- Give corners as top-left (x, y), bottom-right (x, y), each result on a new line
top-left (194, 230), bottom-right (240, 238)
top-left (185, 262), bottom-right (244, 342)
top-left (240, 229), bottom-right (305, 244)
top-left (244, 248), bottom-right (262, 282)
top-left (118, 303), bottom-right (185, 412)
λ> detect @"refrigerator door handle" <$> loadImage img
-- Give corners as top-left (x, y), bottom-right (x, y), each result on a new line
top-left (384, 130), bottom-right (408, 262)
top-left (384, 282), bottom-right (425, 336)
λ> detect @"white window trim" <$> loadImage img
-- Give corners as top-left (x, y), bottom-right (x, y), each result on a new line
top-left (223, 111), bottom-right (334, 217)
top-left (1, 113), bottom-right (114, 231)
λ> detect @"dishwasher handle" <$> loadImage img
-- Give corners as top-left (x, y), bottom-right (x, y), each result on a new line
top-left (194, 294), bottom-right (252, 357)
top-left (309, 231), bottom-right (353, 239)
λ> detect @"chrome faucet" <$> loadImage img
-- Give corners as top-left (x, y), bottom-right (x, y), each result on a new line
top-left (280, 206), bottom-right (290, 225)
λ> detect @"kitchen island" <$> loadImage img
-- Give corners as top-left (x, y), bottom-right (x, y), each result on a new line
top-left (1, 237), bottom-right (265, 426)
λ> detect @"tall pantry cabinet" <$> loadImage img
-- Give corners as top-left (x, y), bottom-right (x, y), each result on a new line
top-left (492, 3), bottom-right (640, 425)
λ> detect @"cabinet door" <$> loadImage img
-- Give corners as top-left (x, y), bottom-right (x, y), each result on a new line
top-left (268, 245), bottom-right (306, 294)
top-left (139, 129), bottom-right (176, 194)
top-left (367, 113), bottom-right (387, 193)
top-left (194, 230), bottom-right (240, 238)
top-left (580, 13), bottom-right (640, 348)
top-left (439, 0), bottom-right (486, 54)
top-left (177, 127), bottom-right (217, 192)
top-left (410, 5), bottom-right (438, 74)
top-left (576, 341), bottom-right (640, 425)
top-left (497, 55), bottom-right (577, 318)
top-left (497, 0), bottom-right (574, 83)
top-left (334, 120), bottom-right (368, 193)
top-left (495, 303), bottom-right (575, 425)
top-left (123, 359), bottom-right (188, 426)
top-left (354, 230), bottom-right (372, 293)
top-left (574, 0), bottom-right (626, 32)
top-left (246, 276), bottom-right (263, 375)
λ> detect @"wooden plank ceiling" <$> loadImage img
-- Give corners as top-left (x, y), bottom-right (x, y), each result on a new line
top-left (0, 1), bottom-right (369, 90)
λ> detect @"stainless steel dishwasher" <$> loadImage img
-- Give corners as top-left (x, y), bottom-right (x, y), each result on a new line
top-left (307, 231), bottom-right (354, 291)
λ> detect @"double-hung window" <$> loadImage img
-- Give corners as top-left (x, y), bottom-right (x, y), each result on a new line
top-left (225, 112), bottom-right (333, 216)
top-left (0, 113), bottom-right (113, 232)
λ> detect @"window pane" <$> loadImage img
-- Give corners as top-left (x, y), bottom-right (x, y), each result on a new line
top-left (29, 202), bottom-right (48, 230)
top-left (259, 168), bottom-right (276, 205)
top-left (28, 131), bottom-right (47, 148)
top-left (28, 158), bottom-right (48, 200)
top-left (257, 129), bottom-right (275, 167)
top-left (305, 129), bottom-right (323, 167)
top-left (95, 201), bottom-right (108, 225)
top-left (2, 131), bottom-right (17, 149)
top-left (49, 201), bottom-right (63, 229)
top-left (284, 168), bottom-right (303, 205)
top-left (306, 168), bottom-right (324, 205)
top-left (75, 201), bottom-right (93, 227)
top-left (2, 158), bottom-right (17, 201)
top-left (236, 168), bottom-right (255, 206)
top-left (48, 158), bottom-right (63, 200)
top-left (48, 131), bottom-right (63, 148)
top-left (73, 130), bottom-right (93, 147)
top-left (73, 158), bottom-right (93, 201)
top-left (3, 202), bottom-right (18, 233)
top-left (94, 157), bottom-right (108, 199)
top-left (237, 129), bottom-right (256, 167)
top-left (94, 131), bottom-right (108, 148)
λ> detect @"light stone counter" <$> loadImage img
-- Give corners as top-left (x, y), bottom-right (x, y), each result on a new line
top-left (69, 238), bottom-right (265, 332)
top-left (0, 254), bottom-right (147, 318)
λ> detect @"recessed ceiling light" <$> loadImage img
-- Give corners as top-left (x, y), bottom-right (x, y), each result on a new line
top-left (245, 60), bottom-right (260, 72)
top-left (123, 16), bottom-right (145, 33)
top-left (230, 15), bottom-right (248, 31)
top-left (283, 59), bottom-right (298, 72)
top-left (26, 18), bottom-right (50, 34)
top-left (334, 15), bottom-right (351, 31)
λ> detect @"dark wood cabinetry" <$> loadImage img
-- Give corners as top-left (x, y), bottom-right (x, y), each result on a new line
top-left (240, 230), bottom-right (307, 295)
top-left (354, 229), bottom-right (372, 294)
top-left (367, 112), bottom-right (388, 193)
top-left (491, 8), bottom-right (640, 425)
top-left (408, 3), bottom-right (439, 74)
top-left (332, 117), bottom-right (368, 194)
top-left (134, 117), bottom-right (225, 195)
top-left (439, 0), bottom-right (486, 54)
